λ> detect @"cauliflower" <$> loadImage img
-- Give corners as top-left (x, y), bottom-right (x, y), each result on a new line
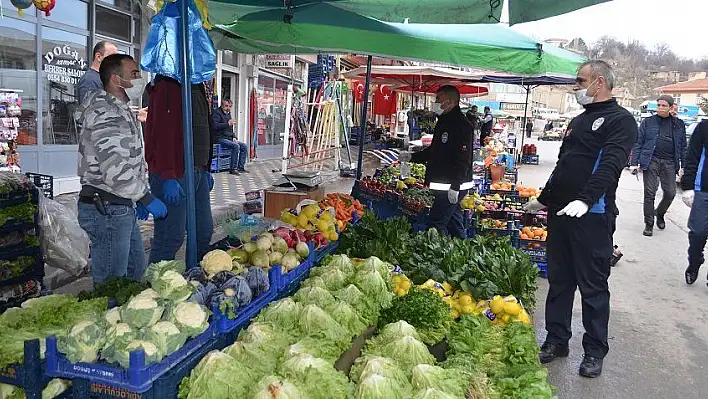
top-left (120, 296), bottom-right (164, 329)
top-left (170, 302), bottom-right (209, 338)
top-left (201, 250), bottom-right (233, 278)
top-left (153, 270), bottom-right (194, 303)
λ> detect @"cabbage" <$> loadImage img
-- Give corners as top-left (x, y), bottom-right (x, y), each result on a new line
top-left (147, 321), bottom-right (187, 356)
top-left (244, 267), bottom-right (270, 297)
top-left (101, 323), bottom-right (136, 360)
top-left (254, 298), bottom-right (302, 331)
top-left (326, 254), bottom-right (354, 275)
top-left (237, 322), bottom-right (294, 353)
top-left (285, 337), bottom-right (349, 364)
top-left (121, 296), bottom-right (165, 329)
top-left (354, 373), bottom-right (411, 399)
top-left (298, 305), bottom-right (349, 342)
top-left (410, 364), bottom-right (471, 397)
top-left (188, 281), bottom-right (218, 306)
top-left (318, 268), bottom-right (348, 291)
top-left (250, 375), bottom-right (305, 399)
top-left (332, 284), bottom-right (378, 324)
top-left (153, 270), bottom-right (194, 303)
top-left (211, 270), bottom-right (238, 287)
top-left (224, 341), bottom-right (278, 378)
top-left (58, 320), bottom-right (106, 363)
top-left (183, 267), bottom-right (208, 284)
top-left (353, 270), bottom-right (393, 310)
top-left (105, 307), bottom-right (121, 326)
top-left (42, 378), bottom-right (71, 399)
top-left (179, 351), bottom-right (252, 399)
top-left (201, 250), bottom-right (233, 278)
top-left (144, 260), bottom-right (186, 285)
top-left (412, 388), bottom-right (459, 399)
top-left (213, 276), bottom-right (252, 319)
top-left (112, 340), bottom-right (162, 368)
top-left (169, 302), bottom-right (209, 337)
top-left (278, 354), bottom-right (352, 399)
top-left (368, 321), bottom-right (421, 347)
top-left (349, 356), bottom-right (408, 385)
top-left (293, 286), bottom-right (335, 308)
top-left (325, 301), bottom-right (367, 336)
top-left (364, 335), bottom-right (436, 372)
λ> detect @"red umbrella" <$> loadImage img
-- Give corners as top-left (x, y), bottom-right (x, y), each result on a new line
top-left (394, 83), bottom-right (488, 96)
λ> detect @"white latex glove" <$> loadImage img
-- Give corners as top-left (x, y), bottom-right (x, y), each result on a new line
top-left (678, 168), bottom-right (684, 178)
top-left (629, 165), bottom-right (639, 173)
top-left (523, 199), bottom-right (545, 213)
top-left (398, 150), bottom-right (412, 162)
top-left (557, 200), bottom-right (589, 218)
top-left (448, 189), bottom-right (459, 205)
top-left (683, 190), bottom-right (694, 208)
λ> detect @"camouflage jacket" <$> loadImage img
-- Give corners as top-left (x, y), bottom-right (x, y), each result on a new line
top-left (76, 90), bottom-right (152, 206)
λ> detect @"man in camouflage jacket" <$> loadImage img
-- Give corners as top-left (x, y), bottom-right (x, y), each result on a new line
top-left (75, 54), bottom-right (167, 285)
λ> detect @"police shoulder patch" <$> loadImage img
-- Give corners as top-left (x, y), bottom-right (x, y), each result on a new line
top-left (592, 117), bottom-right (605, 131)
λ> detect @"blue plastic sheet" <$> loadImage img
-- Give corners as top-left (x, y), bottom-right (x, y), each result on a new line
top-left (140, 0), bottom-right (216, 84)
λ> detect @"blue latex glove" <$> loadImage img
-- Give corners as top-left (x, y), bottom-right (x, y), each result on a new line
top-left (146, 198), bottom-right (168, 219)
top-left (207, 172), bottom-right (214, 192)
top-left (135, 203), bottom-right (149, 220)
top-left (162, 179), bottom-right (184, 205)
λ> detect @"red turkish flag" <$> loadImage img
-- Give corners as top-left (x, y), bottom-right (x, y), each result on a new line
top-left (373, 85), bottom-right (397, 115)
top-left (352, 81), bottom-right (366, 103)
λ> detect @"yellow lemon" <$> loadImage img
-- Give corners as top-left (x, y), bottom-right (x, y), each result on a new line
top-left (395, 288), bottom-right (406, 297)
top-left (451, 309), bottom-right (460, 319)
top-left (328, 231), bottom-right (339, 241)
top-left (400, 280), bottom-right (412, 291)
top-left (504, 302), bottom-right (522, 316)
top-left (461, 305), bottom-right (475, 314)
top-left (319, 210), bottom-right (333, 221)
top-left (458, 294), bottom-right (473, 307)
top-left (442, 282), bottom-right (453, 295)
top-left (296, 214), bottom-right (309, 228)
top-left (501, 314), bottom-right (511, 324)
top-left (490, 296), bottom-right (505, 314)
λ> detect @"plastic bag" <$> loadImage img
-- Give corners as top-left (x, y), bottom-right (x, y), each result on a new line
top-left (37, 193), bottom-right (90, 276)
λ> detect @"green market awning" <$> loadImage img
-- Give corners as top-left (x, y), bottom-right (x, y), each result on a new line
top-left (211, 3), bottom-right (586, 76)
top-left (208, 0), bottom-right (612, 25)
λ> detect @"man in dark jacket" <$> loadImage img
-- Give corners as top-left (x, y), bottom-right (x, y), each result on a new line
top-left (408, 85), bottom-right (473, 238)
top-left (480, 106), bottom-right (493, 145)
top-left (680, 121), bottom-right (708, 285)
top-left (630, 95), bottom-right (687, 236)
top-left (524, 60), bottom-right (637, 378)
top-left (212, 99), bottom-right (248, 174)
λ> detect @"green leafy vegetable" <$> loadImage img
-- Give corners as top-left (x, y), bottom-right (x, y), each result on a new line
top-left (77, 277), bottom-right (149, 306)
top-left (378, 287), bottom-right (452, 345)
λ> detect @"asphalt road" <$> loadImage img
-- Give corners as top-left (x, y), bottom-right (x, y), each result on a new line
top-left (524, 138), bottom-right (707, 398)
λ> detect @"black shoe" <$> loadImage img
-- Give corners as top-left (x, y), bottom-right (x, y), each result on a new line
top-left (238, 168), bottom-right (250, 173)
top-left (539, 342), bottom-right (569, 364)
top-left (579, 355), bottom-right (603, 378)
top-left (229, 169), bottom-right (240, 175)
top-left (643, 225), bottom-right (653, 236)
top-left (656, 213), bottom-right (666, 230)
top-left (685, 269), bottom-right (698, 285)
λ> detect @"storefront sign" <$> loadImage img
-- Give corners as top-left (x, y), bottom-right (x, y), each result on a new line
top-left (500, 102), bottom-right (526, 111)
top-left (43, 45), bottom-right (87, 85)
top-left (265, 55), bottom-right (293, 69)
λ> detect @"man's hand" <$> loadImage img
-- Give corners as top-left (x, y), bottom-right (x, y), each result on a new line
top-left (523, 199), bottom-right (545, 213)
top-left (232, 137), bottom-right (239, 143)
top-left (137, 107), bottom-right (148, 123)
top-left (683, 190), bottom-right (694, 208)
top-left (557, 200), bottom-right (589, 218)
top-left (228, 119), bottom-right (236, 126)
top-left (162, 179), bottom-right (184, 205)
top-left (135, 203), bottom-right (149, 220)
top-left (448, 189), bottom-right (459, 205)
top-left (678, 168), bottom-right (684, 178)
top-left (146, 198), bottom-right (168, 219)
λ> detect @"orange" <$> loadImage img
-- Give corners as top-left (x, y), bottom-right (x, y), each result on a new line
top-left (522, 227), bottom-right (532, 235)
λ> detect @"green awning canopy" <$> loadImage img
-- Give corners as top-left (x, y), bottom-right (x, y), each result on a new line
top-left (211, 3), bottom-right (586, 76)
top-left (208, 0), bottom-right (612, 25)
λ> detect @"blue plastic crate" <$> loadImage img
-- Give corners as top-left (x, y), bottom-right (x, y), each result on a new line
top-left (537, 262), bottom-right (548, 278)
top-left (0, 339), bottom-right (48, 399)
top-left (518, 239), bottom-right (548, 264)
top-left (521, 154), bottom-right (540, 165)
top-left (45, 323), bottom-right (218, 394)
top-left (210, 267), bottom-right (280, 334)
top-left (313, 241), bottom-right (339, 264)
top-left (0, 246), bottom-right (43, 288)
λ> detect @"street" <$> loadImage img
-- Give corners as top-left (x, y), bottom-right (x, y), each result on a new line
top-left (524, 138), bottom-right (707, 398)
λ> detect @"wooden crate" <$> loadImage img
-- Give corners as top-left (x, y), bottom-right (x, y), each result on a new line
top-left (263, 186), bottom-right (325, 218)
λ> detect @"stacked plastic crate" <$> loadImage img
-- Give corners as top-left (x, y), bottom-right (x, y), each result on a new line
top-left (0, 173), bottom-right (42, 312)
top-left (209, 143), bottom-right (232, 173)
top-left (307, 55), bottom-right (335, 88)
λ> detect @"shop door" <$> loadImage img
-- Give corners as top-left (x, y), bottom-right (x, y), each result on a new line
top-left (220, 73), bottom-right (238, 134)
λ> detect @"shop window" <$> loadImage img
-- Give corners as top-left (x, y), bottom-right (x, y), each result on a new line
top-left (222, 50), bottom-right (238, 67)
top-left (95, 5), bottom-right (131, 43)
top-left (41, 27), bottom-right (87, 145)
top-left (46, 0), bottom-right (88, 30)
top-left (96, 0), bottom-right (133, 14)
top-left (0, 17), bottom-right (38, 146)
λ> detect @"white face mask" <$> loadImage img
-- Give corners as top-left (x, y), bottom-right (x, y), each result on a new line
top-left (574, 77), bottom-right (599, 106)
top-left (119, 77), bottom-right (147, 102)
top-left (431, 102), bottom-right (444, 115)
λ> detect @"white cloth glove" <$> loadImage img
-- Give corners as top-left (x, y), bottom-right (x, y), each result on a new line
top-left (523, 199), bottom-right (545, 213)
top-left (448, 189), bottom-right (459, 205)
top-left (629, 165), bottom-right (639, 173)
top-left (398, 150), bottom-right (412, 162)
top-left (683, 190), bottom-right (694, 208)
top-left (557, 200), bottom-right (589, 218)
top-left (678, 168), bottom-right (684, 178)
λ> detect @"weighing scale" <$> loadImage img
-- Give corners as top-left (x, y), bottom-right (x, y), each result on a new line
top-left (272, 171), bottom-right (323, 191)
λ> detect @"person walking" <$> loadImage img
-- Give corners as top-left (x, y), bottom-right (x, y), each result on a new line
top-left (680, 120), bottom-right (708, 285)
top-left (525, 120), bottom-right (533, 138)
top-left (212, 99), bottom-right (249, 175)
top-left (404, 85), bottom-right (473, 238)
top-left (629, 95), bottom-right (687, 236)
top-left (480, 106), bottom-right (493, 145)
top-left (524, 60), bottom-right (638, 378)
top-left (75, 54), bottom-right (167, 285)
top-left (76, 41), bottom-right (118, 104)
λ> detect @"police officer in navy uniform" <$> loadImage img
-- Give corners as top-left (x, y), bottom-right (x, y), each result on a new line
top-left (524, 60), bottom-right (638, 378)
top-left (403, 85), bottom-right (474, 238)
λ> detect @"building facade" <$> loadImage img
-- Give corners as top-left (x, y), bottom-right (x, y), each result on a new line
top-left (656, 78), bottom-right (708, 107)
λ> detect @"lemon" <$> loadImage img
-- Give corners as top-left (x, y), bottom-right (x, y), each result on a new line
top-left (400, 280), bottom-right (412, 291)
top-left (451, 309), bottom-right (460, 319)
top-left (297, 214), bottom-right (309, 228)
top-left (501, 314), bottom-right (511, 324)
top-left (328, 231), bottom-right (339, 241)
top-left (317, 220), bottom-right (331, 232)
top-left (504, 302), bottom-right (522, 316)
top-left (302, 204), bottom-right (319, 218)
top-left (423, 279), bottom-right (437, 288)
top-left (490, 296), bottom-right (505, 314)
top-left (319, 210), bottom-right (333, 221)
top-left (461, 305), bottom-right (475, 314)
top-left (395, 288), bottom-right (406, 297)
top-left (442, 282), bottom-right (453, 295)
top-left (518, 313), bottom-right (531, 325)
top-left (458, 294), bottom-right (473, 307)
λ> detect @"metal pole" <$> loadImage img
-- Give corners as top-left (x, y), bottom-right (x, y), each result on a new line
top-left (178, 0), bottom-right (197, 268)
top-left (356, 55), bottom-right (373, 180)
top-left (520, 84), bottom-right (530, 157)
top-left (281, 85), bottom-right (293, 174)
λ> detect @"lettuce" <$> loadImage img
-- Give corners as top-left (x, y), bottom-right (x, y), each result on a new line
top-left (349, 356), bottom-right (408, 385)
top-left (317, 268), bottom-right (348, 291)
top-left (237, 322), bottom-right (294, 353)
top-left (325, 301), bottom-right (367, 337)
top-left (285, 337), bottom-right (349, 365)
top-left (254, 298), bottom-right (302, 332)
top-left (368, 321), bottom-right (421, 347)
top-left (356, 257), bottom-right (392, 287)
top-left (410, 364), bottom-right (471, 397)
top-left (180, 351), bottom-right (252, 399)
top-left (332, 284), bottom-right (378, 325)
top-left (364, 335), bottom-right (435, 373)
top-left (354, 373), bottom-right (411, 399)
top-left (325, 254), bottom-right (354, 276)
top-left (250, 375), bottom-right (305, 399)
top-left (353, 270), bottom-right (393, 310)
top-left (293, 286), bottom-right (336, 308)
top-left (278, 354), bottom-right (353, 399)
top-left (300, 276), bottom-right (328, 290)
top-left (412, 388), bottom-right (459, 399)
top-left (298, 305), bottom-right (349, 342)
top-left (224, 341), bottom-right (278, 378)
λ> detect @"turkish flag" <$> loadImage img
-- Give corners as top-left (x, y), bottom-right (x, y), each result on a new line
top-left (373, 85), bottom-right (397, 115)
top-left (352, 81), bottom-right (365, 103)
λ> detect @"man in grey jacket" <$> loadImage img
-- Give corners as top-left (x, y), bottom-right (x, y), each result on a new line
top-left (630, 95), bottom-right (687, 236)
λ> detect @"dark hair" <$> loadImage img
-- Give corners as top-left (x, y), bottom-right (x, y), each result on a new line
top-left (484, 106), bottom-right (491, 111)
top-left (436, 85), bottom-right (460, 102)
top-left (578, 59), bottom-right (616, 90)
top-left (93, 41), bottom-right (111, 60)
top-left (222, 98), bottom-right (232, 104)
top-left (99, 54), bottom-right (134, 88)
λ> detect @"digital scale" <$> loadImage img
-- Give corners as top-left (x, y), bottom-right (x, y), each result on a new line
top-left (272, 171), bottom-right (323, 191)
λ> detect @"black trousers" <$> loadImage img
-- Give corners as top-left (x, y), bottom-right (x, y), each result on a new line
top-left (427, 190), bottom-right (468, 238)
top-left (643, 158), bottom-right (676, 226)
top-left (688, 191), bottom-right (708, 274)
top-left (545, 212), bottom-right (613, 358)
